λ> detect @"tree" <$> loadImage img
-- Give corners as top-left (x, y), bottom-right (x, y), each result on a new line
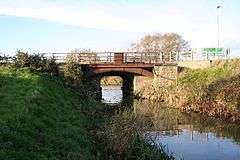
top-left (68, 49), bottom-right (98, 64)
top-left (132, 33), bottom-right (189, 61)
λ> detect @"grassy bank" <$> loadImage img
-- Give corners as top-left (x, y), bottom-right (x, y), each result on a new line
top-left (0, 65), bottom-right (94, 159)
top-left (99, 109), bottom-right (174, 160)
top-left (0, 65), bottom-right (173, 159)
top-left (135, 59), bottom-right (240, 123)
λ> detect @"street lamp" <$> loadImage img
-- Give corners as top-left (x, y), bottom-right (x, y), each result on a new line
top-left (217, 5), bottom-right (221, 48)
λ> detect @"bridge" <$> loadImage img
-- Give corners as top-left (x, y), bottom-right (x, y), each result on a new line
top-left (50, 51), bottom-right (177, 75)
top-left (48, 52), bottom-right (178, 99)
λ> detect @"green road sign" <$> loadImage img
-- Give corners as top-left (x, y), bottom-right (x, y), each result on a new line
top-left (202, 48), bottom-right (224, 56)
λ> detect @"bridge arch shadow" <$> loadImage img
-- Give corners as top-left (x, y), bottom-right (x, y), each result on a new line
top-left (81, 64), bottom-right (155, 101)
top-left (86, 71), bottom-right (135, 101)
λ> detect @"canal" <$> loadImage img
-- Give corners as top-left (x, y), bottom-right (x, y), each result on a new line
top-left (101, 85), bottom-right (240, 160)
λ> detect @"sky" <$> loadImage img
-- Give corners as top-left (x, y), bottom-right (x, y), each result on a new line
top-left (0, 0), bottom-right (240, 56)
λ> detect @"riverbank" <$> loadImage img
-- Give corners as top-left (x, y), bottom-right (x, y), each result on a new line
top-left (0, 65), bottom-right (94, 159)
top-left (0, 65), bottom-right (172, 159)
top-left (135, 59), bottom-right (240, 123)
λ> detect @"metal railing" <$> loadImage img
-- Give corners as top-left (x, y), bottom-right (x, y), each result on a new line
top-left (43, 52), bottom-right (177, 64)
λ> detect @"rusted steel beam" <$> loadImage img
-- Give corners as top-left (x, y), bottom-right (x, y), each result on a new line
top-left (89, 63), bottom-right (155, 68)
top-left (92, 67), bottom-right (154, 77)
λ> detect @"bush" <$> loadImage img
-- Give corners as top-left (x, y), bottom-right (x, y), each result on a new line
top-left (13, 51), bottom-right (30, 67)
top-left (63, 53), bottom-right (103, 100)
top-left (13, 50), bottom-right (58, 75)
top-left (44, 57), bottom-right (59, 75)
top-left (63, 48), bottom-right (97, 81)
top-left (0, 53), bottom-right (12, 64)
top-left (63, 53), bottom-right (83, 81)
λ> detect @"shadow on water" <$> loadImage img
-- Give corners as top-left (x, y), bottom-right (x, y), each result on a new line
top-left (101, 85), bottom-right (240, 160)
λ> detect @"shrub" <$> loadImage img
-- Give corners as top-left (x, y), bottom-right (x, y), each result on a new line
top-left (0, 53), bottom-right (12, 64)
top-left (13, 51), bottom-right (30, 67)
top-left (44, 57), bottom-right (59, 75)
top-left (13, 50), bottom-right (58, 75)
top-left (63, 53), bottom-right (83, 81)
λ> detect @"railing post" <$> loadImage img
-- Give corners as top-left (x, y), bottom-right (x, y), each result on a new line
top-left (110, 52), bottom-right (112, 63)
top-left (191, 50), bottom-right (194, 61)
top-left (94, 53), bottom-right (97, 64)
top-left (177, 52), bottom-right (180, 62)
top-left (160, 52), bottom-right (162, 62)
top-left (149, 52), bottom-right (151, 64)
top-left (169, 52), bottom-right (172, 62)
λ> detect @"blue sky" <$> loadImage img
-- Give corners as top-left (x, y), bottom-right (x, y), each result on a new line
top-left (0, 0), bottom-right (240, 56)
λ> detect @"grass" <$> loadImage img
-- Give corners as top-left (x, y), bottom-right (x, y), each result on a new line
top-left (135, 59), bottom-right (240, 123)
top-left (101, 109), bottom-right (174, 160)
top-left (0, 65), bottom-right (93, 160)
top-left (0, 65), bottom-right (173, 159)
top-left (174, 60), bottom-right (240, 122)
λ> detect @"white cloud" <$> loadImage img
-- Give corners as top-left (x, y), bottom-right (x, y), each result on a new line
top-left (0, 0), bottom-right (239, 52)
top-left (0, 0), bottom-right (215, 32)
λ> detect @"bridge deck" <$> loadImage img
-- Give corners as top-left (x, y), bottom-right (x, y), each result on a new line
top-left (46, 52), bottom-right (178, 76)
top-left (46, 52), bottom-right (177, 64)
top-left (89, 63), bottom-right (177, 68)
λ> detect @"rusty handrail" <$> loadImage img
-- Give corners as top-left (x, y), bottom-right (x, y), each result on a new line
top-left (43, 52), bottom-right (177, 64)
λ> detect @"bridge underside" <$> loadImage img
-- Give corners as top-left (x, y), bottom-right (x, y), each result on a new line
top-left (84, 71), bottom-right (135, 100)
top-left (81, 63), bottom-right (178, 101)
top-left (89, 64), bottom-right (154, 77)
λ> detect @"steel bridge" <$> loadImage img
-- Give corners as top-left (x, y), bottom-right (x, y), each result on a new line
top-left (47, 52), bottom-right (177, 64)
top-left (45, 52), bottom-right (177, 77)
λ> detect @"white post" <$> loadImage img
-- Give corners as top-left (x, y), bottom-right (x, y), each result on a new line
top-left (191, 50), bottom-right (194, 61)
top-left (160, 52), bottom-right (162, 62)
top-left (217, 5), bottom-right (221, 48)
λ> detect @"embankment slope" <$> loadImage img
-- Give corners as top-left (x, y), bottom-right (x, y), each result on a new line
top-left (0, 66), bottom-right (93, 159)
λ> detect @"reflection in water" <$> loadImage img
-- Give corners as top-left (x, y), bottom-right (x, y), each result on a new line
top-left (101, 86), bottom-right (123, 104)
top-left (102, 86), bottom-right (240, 160)
top-left (137, 101), bottom-right (240, 160)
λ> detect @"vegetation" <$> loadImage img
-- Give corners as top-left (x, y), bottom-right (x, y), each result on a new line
top-left (67, 49), bottom-right (98, 64)
top-left (100, 109), bottom-right (174, 160)
top-left (175, 59), bottom-right (240, 122)
top-left (63, 53), bottom-right (83, 82)
top-left (0, 53), bottom-right (12, 63)
top-left (132, 33), bottom-right (189, 60)
top-left (13, 50), bottom-right (58, 75)
top-left (0, 52), bottom-right (173, 159)
top-left (0, 66), bottom-right (93, 159)
top-left (101, 76), bottom-right (123, 86)
top-left (135, 59), bottom-right (240, 123)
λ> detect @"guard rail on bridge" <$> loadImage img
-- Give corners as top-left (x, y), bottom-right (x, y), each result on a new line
top-left (44, 52), bottom-right (177, 64)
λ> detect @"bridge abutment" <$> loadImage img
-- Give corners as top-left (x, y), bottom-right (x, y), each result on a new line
top-left (81, 63), bottom-right (178, 101)
top-left (133, 65), bottom-right (178, 95)
top-left (153, 65), bottom-right (178, 85)
top-left (121, 73), bottom-right (134, 98)
top-left (82, 75), bottom-right (102, 100)
top-left (82, 70), bottom-right (134, 101)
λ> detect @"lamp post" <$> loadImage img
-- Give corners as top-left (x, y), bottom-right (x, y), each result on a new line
top-left (217, 5), bottom-right (221, 48)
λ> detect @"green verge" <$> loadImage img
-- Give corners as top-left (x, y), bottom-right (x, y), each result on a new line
top-left (135, 59), bottom-right (240, 122)
top-left (0, 65), bottom-right (94, 160)
top-left (0, 65), bottom-right (173, 159)
top-left (176, 59), bottom-right (240, 121)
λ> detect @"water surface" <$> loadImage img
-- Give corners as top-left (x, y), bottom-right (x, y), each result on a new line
top-left (102, 85), bottom-right (240, 160)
